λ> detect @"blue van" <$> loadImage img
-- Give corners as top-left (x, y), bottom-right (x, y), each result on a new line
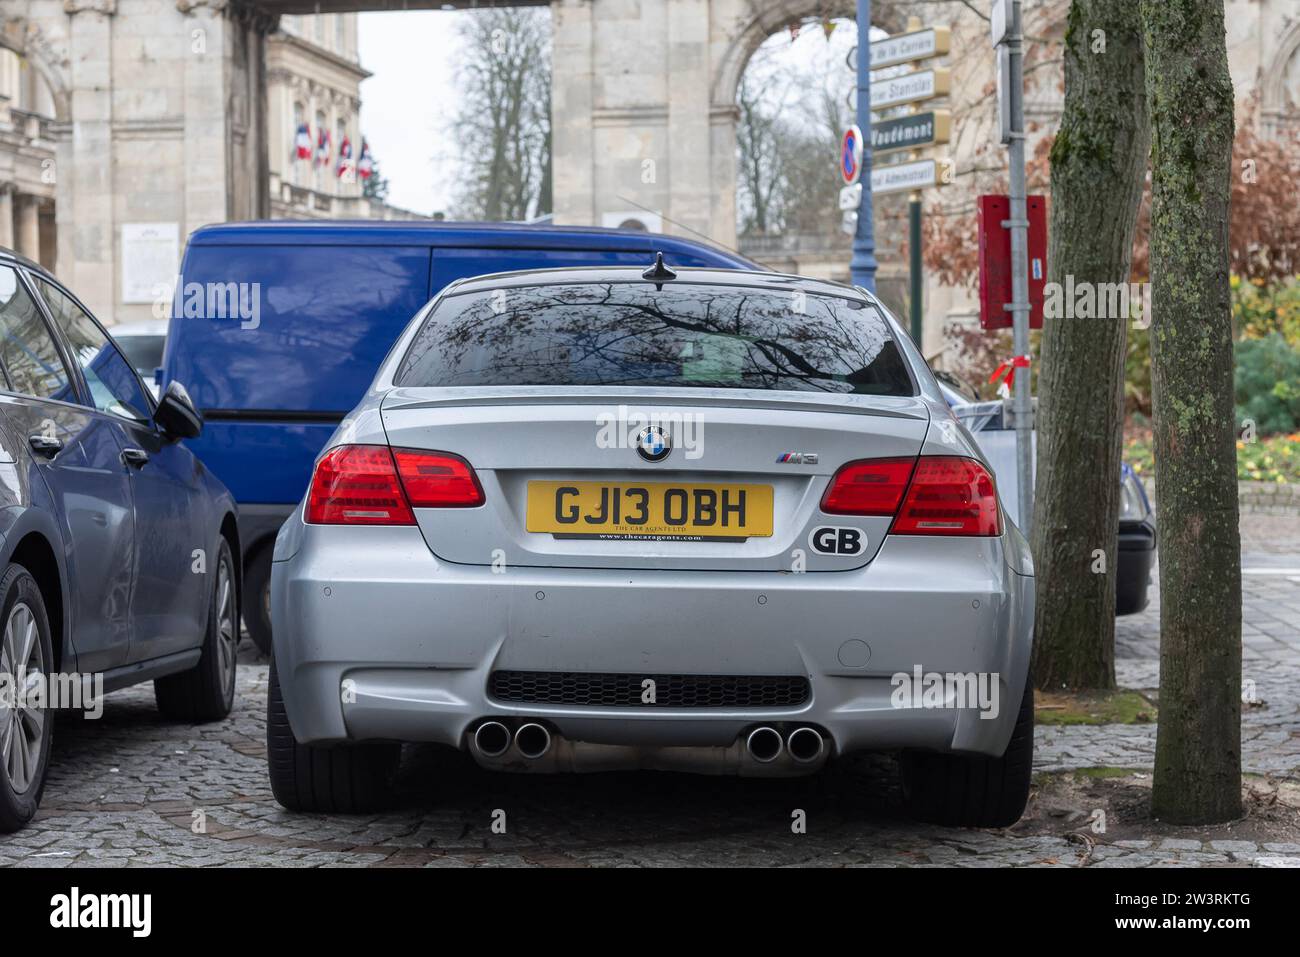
top-left (162, 221), bottom-right (757, 650)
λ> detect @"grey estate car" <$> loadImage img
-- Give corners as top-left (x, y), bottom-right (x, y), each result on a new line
top-left (0, 249), bottom-right (240, 833)
top-left (269, 260), bottom-right (1036, 827)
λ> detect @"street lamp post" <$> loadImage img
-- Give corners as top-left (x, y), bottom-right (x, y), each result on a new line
top-left (851, 0), bottom-right (878, 292)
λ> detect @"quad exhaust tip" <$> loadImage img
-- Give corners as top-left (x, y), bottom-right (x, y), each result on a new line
top-left (475, 720), bottom-right (821, 767)
top-left (745, 726), bottom-right (783, 763)
top-left (515, 722), bottom-right (552, 760)
top-left (787, 727), bottom-right (825, 763)
top-left (474, 720), bottom-right (512, 758)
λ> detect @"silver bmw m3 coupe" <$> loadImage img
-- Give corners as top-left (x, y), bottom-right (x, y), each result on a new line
top-left (268, 261), bottom-right (1036, 827)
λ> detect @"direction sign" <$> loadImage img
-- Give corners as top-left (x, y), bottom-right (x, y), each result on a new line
top-left (840, 125), bottom-right (864, 185)
top-left (991, 0), bottom-right (1013, 46)
top-left (872, 110), bottom-right (952, 155)
top-left (870, 26), bottom-right (951, 70)
top-left (871, 158), bottom-right (941, 196)
top-left (870, 68), bottom-right (951, 110)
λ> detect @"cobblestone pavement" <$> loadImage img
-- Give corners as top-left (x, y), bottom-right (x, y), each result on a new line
top-left (2, 513), bottom-right (1298, 868)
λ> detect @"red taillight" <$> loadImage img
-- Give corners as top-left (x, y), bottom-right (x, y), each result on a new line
top-left (820, 458), bottom-right (916, 515)
top-left (890, 456), bottom-right (1001, 536)
top-left (306, 445), bottom-right (414, 525)
top-left (392, 448), bottom-right (485, 507)
top-left (305, 445), bottom-right (484, 525)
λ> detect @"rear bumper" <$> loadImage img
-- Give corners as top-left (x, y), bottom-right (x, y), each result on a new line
top-left (271, 523), bottom-right (1034, 761)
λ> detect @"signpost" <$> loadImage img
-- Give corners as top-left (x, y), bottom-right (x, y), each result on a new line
top-left (857, 15), bottom-right (951, 346)
top-left (847, 12), bottom-right (952, 344)
top-left (849, 0), bottom-right (878, 292)
top-left (992, 0), bottom-right (1034, 532)
top-left (871, 158), bottom-right (940, 195)
top-left (869, 68), bottom-right (951, 110)
top-left (872, 110), bottom-right (951, 155)
top-left (870, 25), bottom-right (951, 69)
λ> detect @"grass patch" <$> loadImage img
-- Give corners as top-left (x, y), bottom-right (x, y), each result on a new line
top-left (1031, 766), bottom-right (1138, 788)
top-left (1071, 766), bottom-right (1139, 779)
top-left (1035, 689), bottom-right (1156, 726)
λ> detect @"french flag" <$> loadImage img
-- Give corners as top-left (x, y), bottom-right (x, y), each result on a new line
top-left (315, 127), bottom-right (331, 167)
top-left (293, 123), bottom-right (311, 160)
top-left (357, 138), bottom-right (374, 180)
top-left (336, 135), bottom-right (353, 178)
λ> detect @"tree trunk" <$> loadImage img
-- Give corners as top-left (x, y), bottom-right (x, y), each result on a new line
top-left (1031, 0), bottom-right (1149, 690)
top-left (1140, 0), bottom-right (1242, 824)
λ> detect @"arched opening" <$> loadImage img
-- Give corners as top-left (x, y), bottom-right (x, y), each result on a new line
top-left (0, 21), bottom-right (70, 122)
top-left (1261, 18), bottom-right (1300, 138)
top-left (717, 3), bottom-right (909, 309)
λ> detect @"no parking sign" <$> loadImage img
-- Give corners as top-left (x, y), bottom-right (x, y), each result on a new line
top-left (840, 125), bottom-right (864, 185)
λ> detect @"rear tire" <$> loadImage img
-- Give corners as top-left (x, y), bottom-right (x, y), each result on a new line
top-left (155, 539), bottom-right (237, 722)
top-left (243, 545), bottom-right (273, 656)
top-left (900, 679), bottom-right (1034, 828)
top-left (0, 563), bottom-right (55, 833)
top-left (266, 654), bottom-right (399, 813)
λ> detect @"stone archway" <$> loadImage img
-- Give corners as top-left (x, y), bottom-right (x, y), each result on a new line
top-left (550, 0), bottom-right (910, 250)
top-left (707, 1), bottom-right (912, 254)
top-left (709, 0), bottom-right (908, 110)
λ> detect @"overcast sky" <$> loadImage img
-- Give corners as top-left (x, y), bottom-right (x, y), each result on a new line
top-left (358, 10), bottom-right (466, 216)
top-left (358, 14), bottom-right (865, 217)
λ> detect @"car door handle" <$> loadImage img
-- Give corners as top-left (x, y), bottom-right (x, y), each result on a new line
top-left (27, 434), bottom-right (63, 456)
top-left (120, 447), bottom-right (150, 468)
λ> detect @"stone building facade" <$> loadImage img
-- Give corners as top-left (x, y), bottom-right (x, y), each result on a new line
top-left (1, 0), bottom-right (1298, 328)
top-left (549, 0), bottom-right (1300, 358)
top-left (267, 13), bottom-right (367, 218)
top-left (0, 40), bottom-right (56, 267)
top-left (265, 13), bottom-right (414, 220)
top-left (0, 2), bottom-right (413, 324)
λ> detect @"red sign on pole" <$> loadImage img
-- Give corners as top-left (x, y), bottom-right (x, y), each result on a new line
top-left (977, 194), bottom-right (1047, 330)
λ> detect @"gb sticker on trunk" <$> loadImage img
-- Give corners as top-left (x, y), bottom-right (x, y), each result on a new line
top-left (809, 526), bottom-right (866, 556)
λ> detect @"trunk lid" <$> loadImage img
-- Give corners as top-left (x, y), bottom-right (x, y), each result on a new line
top-left (379, 386), bottom-right (930, 572)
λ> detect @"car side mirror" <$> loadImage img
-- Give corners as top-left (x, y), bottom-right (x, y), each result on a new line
top-left (155, 380), bottom-right (203, 440)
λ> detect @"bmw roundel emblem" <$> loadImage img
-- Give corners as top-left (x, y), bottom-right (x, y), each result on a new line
top-left (636, 426), bottom-right (671, 462)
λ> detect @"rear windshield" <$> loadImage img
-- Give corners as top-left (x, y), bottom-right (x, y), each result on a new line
top-left (395, 281), bottom-right (914, 395)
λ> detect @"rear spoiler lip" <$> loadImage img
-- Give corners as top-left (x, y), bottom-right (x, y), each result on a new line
top-left (379, 386), bottom-right (931, 421)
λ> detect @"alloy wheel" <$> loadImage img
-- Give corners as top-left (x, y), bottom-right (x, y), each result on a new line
top-left (216, 559), bottom-right (236, 695)
top-left (0, 601), bottom-right (46, 794)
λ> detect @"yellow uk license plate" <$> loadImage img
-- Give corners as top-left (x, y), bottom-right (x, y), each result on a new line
top-left (526, 481), bottom-right (774, 541)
